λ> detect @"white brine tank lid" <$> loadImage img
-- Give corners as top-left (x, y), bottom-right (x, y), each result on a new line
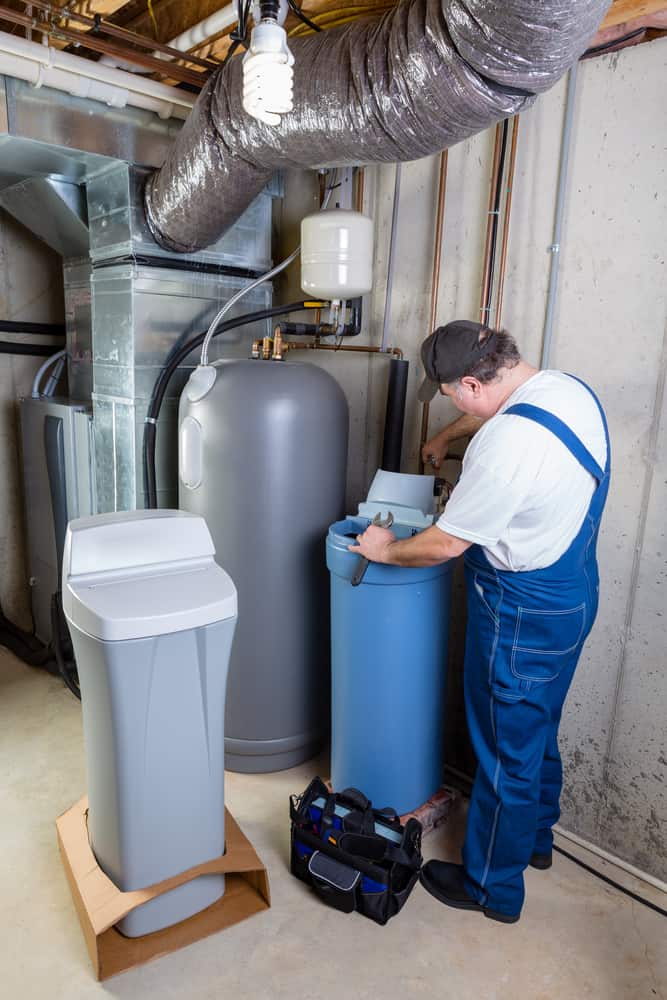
top-left (62, 510), bottom-right (237, 642)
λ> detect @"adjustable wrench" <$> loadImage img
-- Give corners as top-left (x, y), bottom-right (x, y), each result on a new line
top-left (350, 511), bottom-right (394, 587)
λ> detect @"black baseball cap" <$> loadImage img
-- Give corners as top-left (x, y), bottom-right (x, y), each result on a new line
top-left (417, 321), bottom-right (498, 402)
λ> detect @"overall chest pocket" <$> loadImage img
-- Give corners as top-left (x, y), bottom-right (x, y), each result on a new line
top-left (511, 603), bottom-right (586, 683)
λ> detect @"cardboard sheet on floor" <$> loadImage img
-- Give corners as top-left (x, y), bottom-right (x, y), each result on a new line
top-left (56, 796), bottom-right (270, 981)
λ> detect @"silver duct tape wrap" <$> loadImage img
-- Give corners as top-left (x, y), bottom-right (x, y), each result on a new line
top-left (145, 0), bottom-right (610, 254)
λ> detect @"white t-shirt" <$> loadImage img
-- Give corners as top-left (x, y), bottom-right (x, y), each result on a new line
top-left (436, 371), bottom-right (608, 572)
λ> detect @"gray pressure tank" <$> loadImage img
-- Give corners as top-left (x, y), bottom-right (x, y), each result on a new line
top-left (179, 359), bottom-right (349, 772)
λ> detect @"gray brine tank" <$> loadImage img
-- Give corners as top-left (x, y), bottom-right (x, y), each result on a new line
top-left (179, 359), bottom-right (349, 772)
top-left (62, 510), bottom-right (238, 937)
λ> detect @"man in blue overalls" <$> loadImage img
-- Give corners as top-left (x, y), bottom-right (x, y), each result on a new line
top-left (350, 320), bottom-right (610, 924)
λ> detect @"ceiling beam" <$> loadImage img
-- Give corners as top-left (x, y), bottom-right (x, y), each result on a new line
top-left (5, 0), bottom-right (662, 82)
top-left (55, 0), bottom-right (130, 18)
top-left (122, 0), bottom-right (228, 43)
top-left (602, 0), bottom-right (667, 28)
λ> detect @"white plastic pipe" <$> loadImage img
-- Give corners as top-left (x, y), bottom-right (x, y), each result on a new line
top-left (0, 31), bottom-right (194, 120)
top-left (103, 2), bottom-right (238, 70)
top-left (165, 3), bottom-right (237, 54)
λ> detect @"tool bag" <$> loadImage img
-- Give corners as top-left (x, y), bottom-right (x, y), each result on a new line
top-left (289, 777), bottom-right (423, 925)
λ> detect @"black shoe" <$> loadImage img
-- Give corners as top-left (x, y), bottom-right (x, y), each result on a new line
top-left (529, 851), bottom-right (553, 870)
top-left (419, 861), bottom-right (520, 924)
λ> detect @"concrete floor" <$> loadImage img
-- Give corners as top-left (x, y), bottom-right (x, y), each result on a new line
top-left (2, 650), bottom-right (665, 1000)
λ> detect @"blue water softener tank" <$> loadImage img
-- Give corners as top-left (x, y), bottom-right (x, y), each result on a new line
top-left (326, 471), bottom-right (454, 816)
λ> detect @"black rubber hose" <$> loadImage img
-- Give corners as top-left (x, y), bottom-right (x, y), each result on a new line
top-left (277, 297), bottom-right (363, 338)
top-left (0, 341), bottom-right (62, 356)
top-left (143, 300), bottom-right (317, 508)
top-left (381, 357), bottom-right (409, 473)
top-left (0, 603), bottom-right (58, 671)
top-left (0, 320), bottom-right (66, 337)
top-left (0, 625), bottom-right (55, 668)
top-left (50, 592), bottom-right (81, 700)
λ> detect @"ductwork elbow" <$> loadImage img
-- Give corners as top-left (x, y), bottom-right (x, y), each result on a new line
top-left (145, 0), bottom-right (610, 254)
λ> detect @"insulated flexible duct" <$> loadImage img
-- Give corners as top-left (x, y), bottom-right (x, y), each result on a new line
top-left (145, 0), bottom-right (609, 253)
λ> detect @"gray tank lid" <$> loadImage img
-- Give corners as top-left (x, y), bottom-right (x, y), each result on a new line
top-left (62, 510), bottom-right (237, 642)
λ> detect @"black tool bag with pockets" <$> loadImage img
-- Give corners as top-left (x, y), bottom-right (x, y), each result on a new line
top-left (290, 777), bottom-right (423, 925)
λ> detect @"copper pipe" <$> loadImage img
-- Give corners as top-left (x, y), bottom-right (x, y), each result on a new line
top-left (478, 123), bottom-right (504, 321)
top-left (355, 166), bottom-right (365, 214)
top-left (493, 116), bottom-right (520, 329)
top-left (0, 6), bottom-right (207, 86)
top-left (418, 149), bottom-right (449, 473)
top-left (26, 0), bottom-right (218, 71)
top-left (277, 338), bottom-right (403, 360)
top-left (428, 152), bottom-right (448, 334)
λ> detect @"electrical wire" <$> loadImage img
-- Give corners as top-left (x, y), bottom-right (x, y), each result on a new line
top-left (443, 766), bottom-right (666, 917)
top-left (553, 845), bottom-right (666, 918)
top-left (583, 27), bottom-right (646, 57)
top-left (287, 2), bottom-right (393, 37)
top-left (147, 0), bottom-right (159, 39)
top-left (286, 0), bottom-right (322, 33)
top-left (143, 299), bottom-right (325, 508)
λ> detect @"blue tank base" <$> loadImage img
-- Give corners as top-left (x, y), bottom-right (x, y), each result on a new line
top-left (327, 517), bottom-right (454, 816)
top-left (224, 737), bottom-right (324, 774)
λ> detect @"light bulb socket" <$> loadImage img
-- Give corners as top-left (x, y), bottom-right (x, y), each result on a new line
top-left (259, 0), bottom-right (281, 21)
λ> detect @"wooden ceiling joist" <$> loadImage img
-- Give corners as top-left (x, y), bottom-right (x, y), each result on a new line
top-left (0, 0), bottom-right (664, 87)
top-left (119, 0), bottom-right (667, 47)
top-left (602, 0), bottom-right (667, 28)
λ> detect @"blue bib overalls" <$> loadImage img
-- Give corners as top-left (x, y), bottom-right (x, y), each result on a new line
top-left (460, 378), bottom-right (610, 918)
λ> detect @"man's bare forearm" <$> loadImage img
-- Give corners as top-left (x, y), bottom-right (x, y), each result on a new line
top-left (433, 414), bottom-right (484, 448)
top-left (382, 526), bottom-right (471, 567)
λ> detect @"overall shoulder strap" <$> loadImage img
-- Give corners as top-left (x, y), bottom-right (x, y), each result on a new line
top-left (505, 402), bottom-right (605, 482)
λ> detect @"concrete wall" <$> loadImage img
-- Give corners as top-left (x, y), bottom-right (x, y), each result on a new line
top-left (0, 211), bottom-right (64, 628)
top-left (277, 37), bottom-right (667, 878)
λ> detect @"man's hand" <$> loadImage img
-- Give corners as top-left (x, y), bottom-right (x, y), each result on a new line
top-left (348, 524), bottom-right (397, 564)
top-left (422, 433), bottom-right (449, 470)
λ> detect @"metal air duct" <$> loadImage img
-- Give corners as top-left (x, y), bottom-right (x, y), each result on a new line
top-left (145, 0), bottom-right (610, 253)
top-left (0, 176), bottom-right (89, 258)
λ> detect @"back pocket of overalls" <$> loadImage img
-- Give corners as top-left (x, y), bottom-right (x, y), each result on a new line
top-left (511, 604), bottom-right (586, 682)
